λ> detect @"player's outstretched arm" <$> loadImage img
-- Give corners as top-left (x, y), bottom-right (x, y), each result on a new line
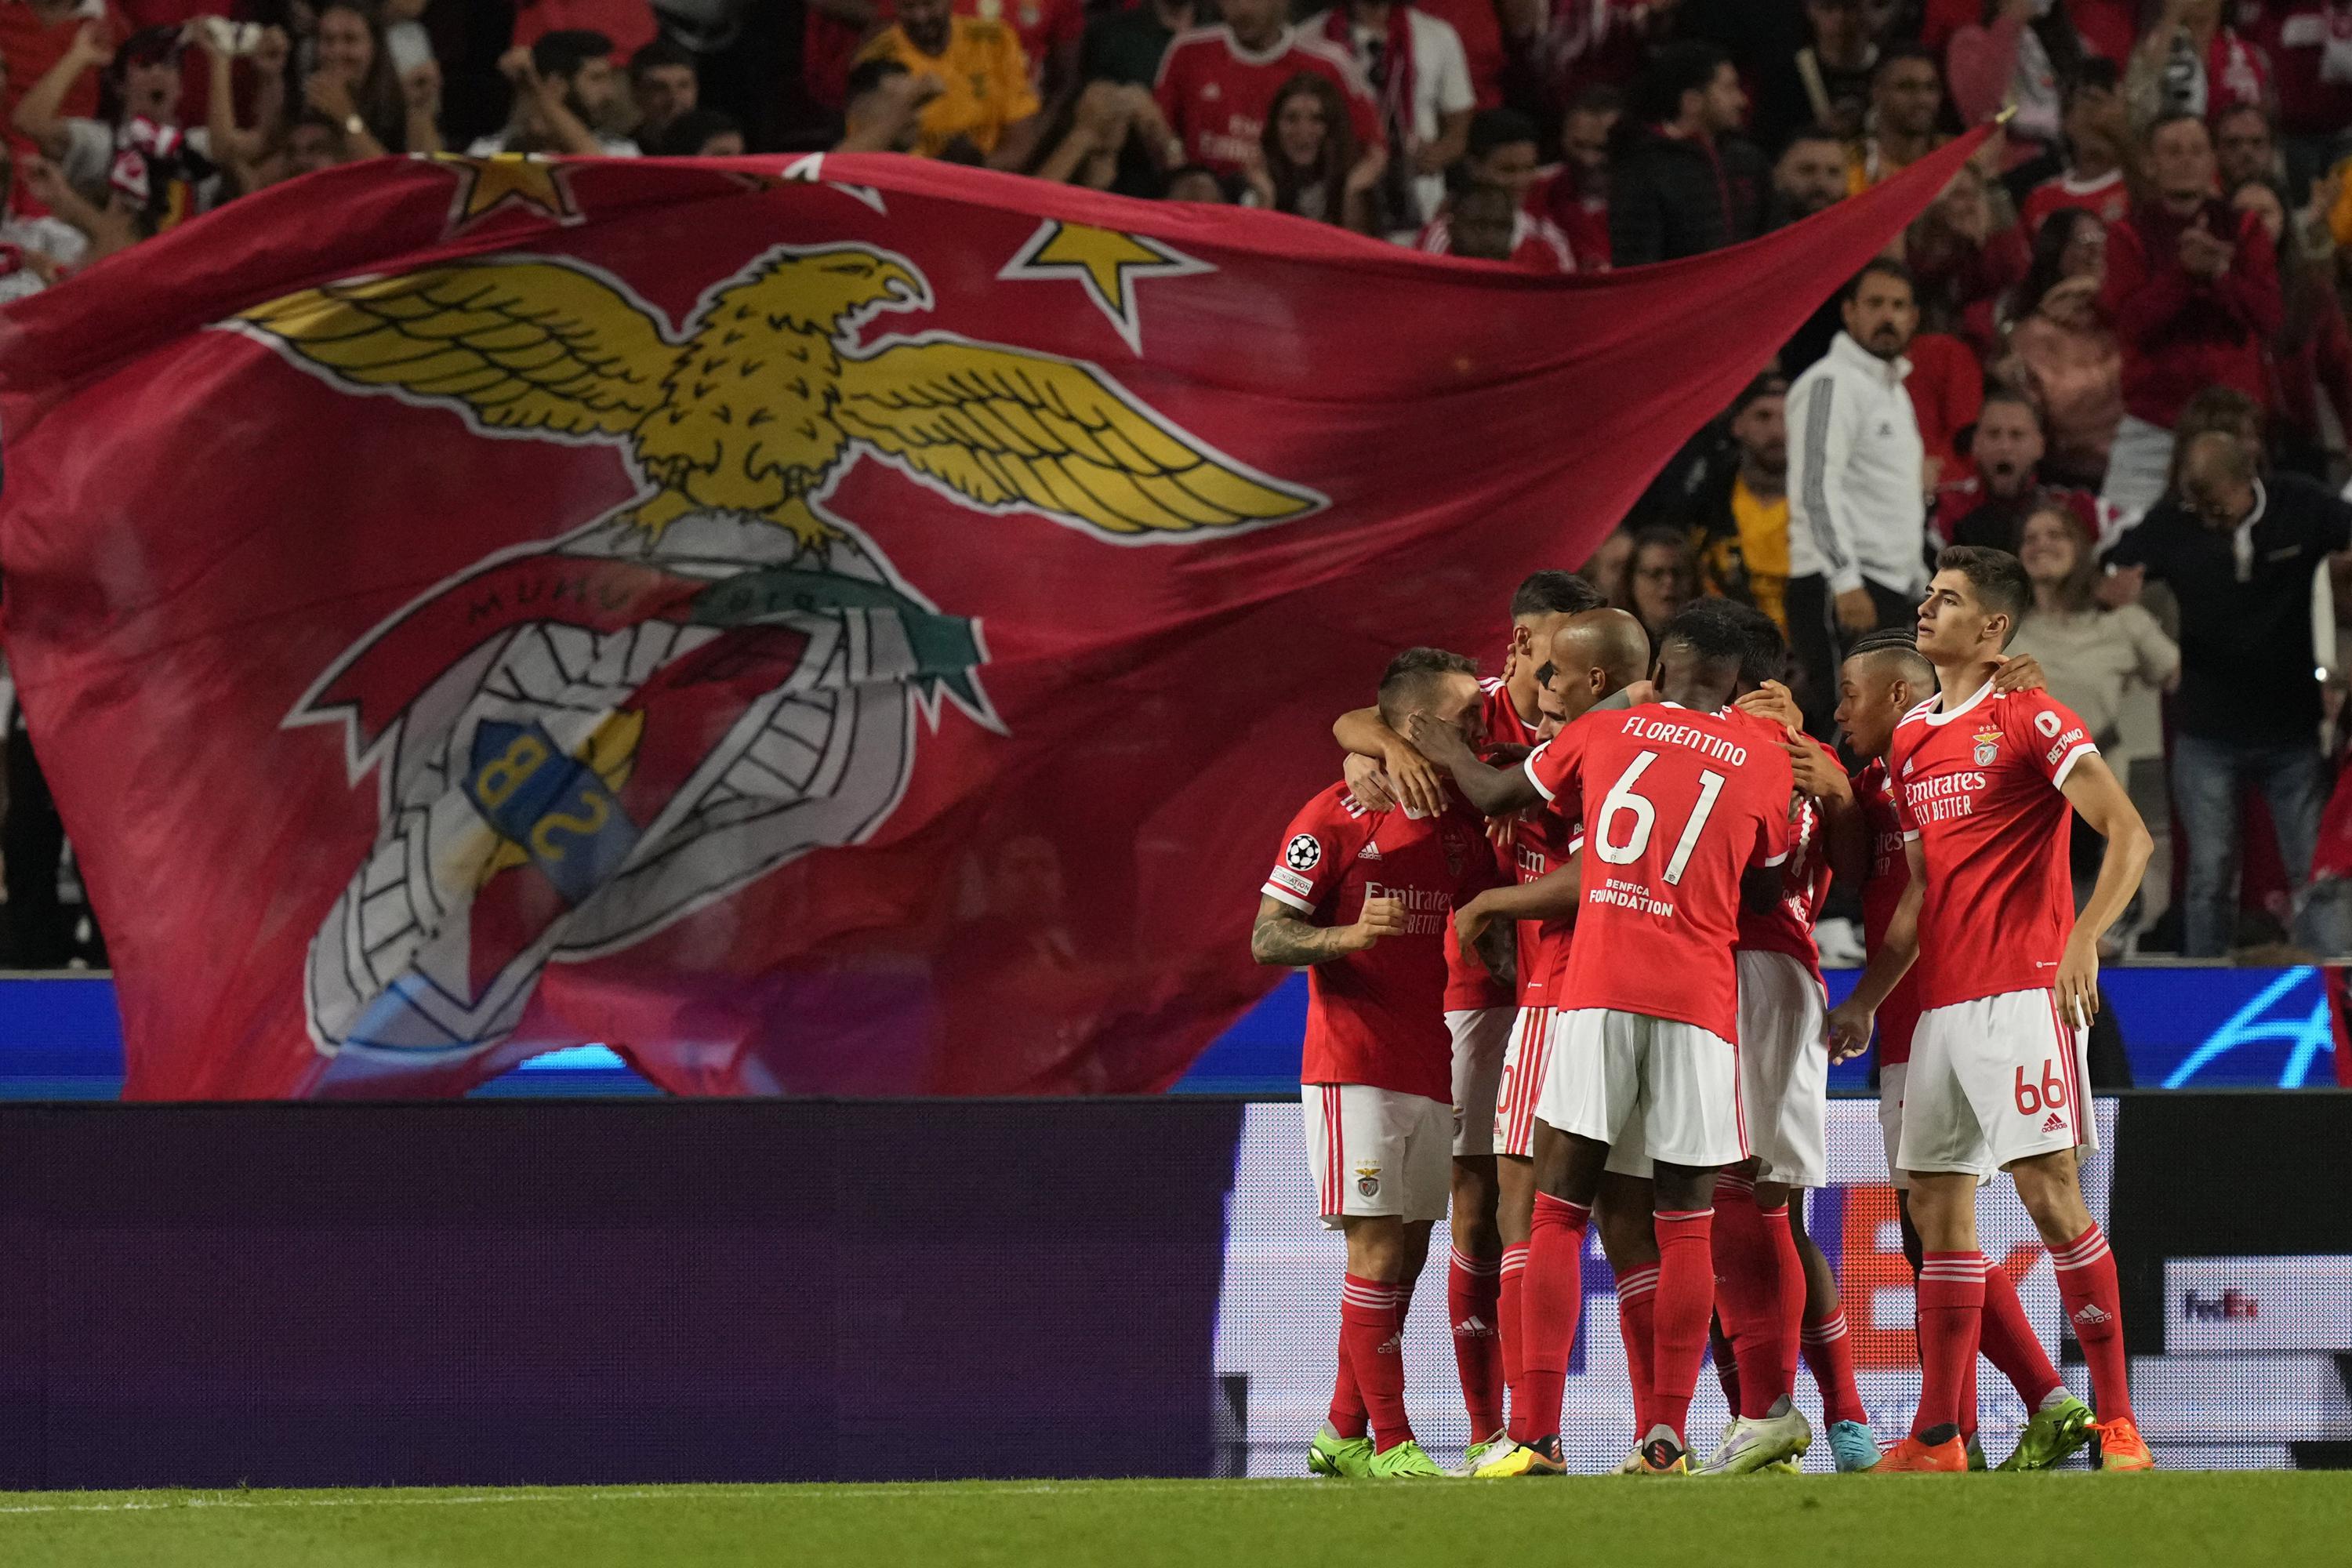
top-left (1403, 713), bottom-right (1539, 818)
top-left (1454, 858), bottom-right (1582, 947)
top-left (1782, 733), bottom-right (1866, 885)
top-left (1250, 893), bottom-right (1403, 967)
top-left (1824, 838), bottom-right (1926, 1061)
top-left (2056, 752), bottom-right (2154, 1029)
top-left (1334, 706), bottom-right (1447, 818)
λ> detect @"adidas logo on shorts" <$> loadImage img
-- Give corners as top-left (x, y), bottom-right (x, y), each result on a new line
top-left (2042, 1112), bottom-right (2067, 1134)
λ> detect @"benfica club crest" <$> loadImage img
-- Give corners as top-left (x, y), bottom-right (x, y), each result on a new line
top-left (229, 241), bottom-right (1322, 1072)
top-left (1973, 725), bottom-right (2002, 766)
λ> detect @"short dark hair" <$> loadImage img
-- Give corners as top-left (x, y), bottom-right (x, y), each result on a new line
top-left (1639, 42), bottom-right (1731, 125)
top-left (1533, 661), bottom-right (1557, 687)
top-left (1468, 107), bottom-right (1539, 160)
top-left (1730, 373), bottom-right (1788, 419)
top-left (1724, 601), bottom-right (1786, 687)
top-left (1566, 83), bottom-right (1623, 120)
top-left (2063, 56), bottom-right (2120, 110)
top-left (1657, 597), bottom-right (1755, 666)
top-left (652, 107), bottom-right (741, 156)
top-left (1844, 627), bottom-right (1934, 688)
top-left (2212, 100), bottom-right (2271, 137)
top-left (629, 38), bottom-right (697, 79)
top-left (1843, 256), bottom-right (1913, 302)
top-left (2143, 107), bottom-right (2209, 148)
top-left (844, 56), bottom-right (910, 103)
top-left (1876, 42), bottom-right (1940, 82)
top-left (1976, 383), bottom-right (2044, 428)
top-left (1780, 122), bottom-right (1844, 150)
top-left (533, 29), bottom-right (615, 82)
top-left (1377, 647), bottom-right (1479, 729)
top-left (1935, 545), bottom-right (2031, 642)
top-left (1511, 570), bottom-right (1605, 621)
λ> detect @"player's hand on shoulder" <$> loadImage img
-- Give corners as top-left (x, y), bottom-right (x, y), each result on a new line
top-left (1824, 996), bottom-right (1874, 1063)
top-left (1782, 733), bottom-right (1853, 805)
top-left (1988, 652), bottom-right (2046, 694)
top-left (1342, 751), bottom-right (1397, 814)
top-left (1736, 679), bottom-right (1803, 732)
top-left (1349, 894), bottom-right (1408, 949)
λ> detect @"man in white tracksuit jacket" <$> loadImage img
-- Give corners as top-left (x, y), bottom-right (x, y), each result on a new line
top-left (1784, 257), bottom-right (1931, 734)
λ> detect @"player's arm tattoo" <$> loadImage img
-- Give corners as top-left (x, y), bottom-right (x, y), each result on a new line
top-left (1250, 898), bottom-right (1360, 967)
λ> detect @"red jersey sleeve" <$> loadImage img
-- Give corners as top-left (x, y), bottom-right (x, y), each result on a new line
top-left (1523, 724), bottom-right (1586, 812)
top-left (1261, 791), bottom-right (1370, 915)
top-left (2008, 691), bottom-right (2099, 790)
top-left (1747, 749), bottom-right (1797, 868)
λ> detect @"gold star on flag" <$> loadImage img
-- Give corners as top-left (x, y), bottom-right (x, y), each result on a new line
top-left (428, 153), bottom-right (583, 235)
top-left (998, 220), bottom-right (1212, 355)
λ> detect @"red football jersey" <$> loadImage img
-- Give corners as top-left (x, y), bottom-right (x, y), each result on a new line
top-left (1442, 674), bottom-right (1543, 1010)
top-left (1263, 783), bottom-right (1506, 1101)
top-left (2017, 169), bottom-right (2129, 235)
top-left (1853, 758), bottom-right (1922, 1068)
top-left (1890, 684), bottom-right (2096, 1011)
top-left (1508, 807), bottom-right (1581, 1008)
top-left (1734, 793), bottom-right (1829, 985)
top-left (1154, 25), bottom-right (1380, 175)
top-left (1524, 702), bottom-right (1795, 1043)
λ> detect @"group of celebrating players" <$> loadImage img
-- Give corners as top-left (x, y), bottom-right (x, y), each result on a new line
top-left (1250, 543), bottom-right (2158, 1479)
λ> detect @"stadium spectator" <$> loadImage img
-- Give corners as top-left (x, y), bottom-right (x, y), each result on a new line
top-left (2107, 430), bottom-right (2352, 957)
top-left (1421, 180), bottom-right (1573, 268)
top-left (1904, 158), bottom-right (2028, 357)
top-left (1525, 85), bottom-right (1616, 270)
top-left (1164, 163), bottom-right (1229, 202)
top-left (470, 31), bottom-right (638, 157)
top-left (1785, 259), bottom-right (1929, 733)
top-left (1000, 0), bottom-right (1087, 103)
top-left (1995, 208), bottom-right (2123, 488)
top-left (1684, 375), bottom-right (1795, 634)
top-left (1302, 0), bottom-right (1474, 233)
top-left (1606, 42), bottom-right (1766, 267)
top-left (652, 107), bottom-right (745, 157)
top-left (1902, 328), bottom-right (1984, 492)
top-left (834, 58), bottom-right (927, 154)
top-left (1151, 0), bottom-right (1379, 183)
top-left (2126, 0), bottom-right (2270, 130)
top-left (1457, 107), bottom-right (1538, 195)
top-left (1750, 0), bottom-right (1881, 155)
top-left (2230, 176), bottom-right (2352, 485)
top-left (2012, 501), bottom-right (2179, 746)
top-left (1081, 0), bottom-right (1194, 89)
top-left (1847, 45), bottom-right (1946, 194)
top-left (1238, 73), bottom-right (1381, 232)
top-left (1945, 0), bottom-right (2089, 177)
top-left (275, 109), bottom-right (354, 180)
top-left (2260, 0), bottom-right (2352, 151)
top-left (1039, 81), bottom-right (1178, 190)
top-left (1773, 125), bottom-right (1856, 374)
top-left (13, 20), bottom-right (216, 212)
top-left (2099, 112), bottom-right (2280, 516)
top-left (303, 2), bottom-right (431, 157)
top-left (2017, 58), bottom-right (2131, 234)
top-left (0, 1), bottom-right (125, 139)
top-left (2215, 101), bottom-right (2284, 198)
top-left (1615, 524), bottom-right (1698, 647)
top-left (0, 141), bottom-right (87, 300)
top-left (1935, 388), bottom-right (2107, 553)
top-left (855, 0), bottom-right (1040, 166)
top-left (1414, 0), bottom-right (1504, 112)
top-left (1581, 527), bottom-right (1634, 608)
top-left (627, 38), bottom-right (699, 147)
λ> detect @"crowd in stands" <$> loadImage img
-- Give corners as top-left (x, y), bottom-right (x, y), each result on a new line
top-left (3, 0), bottom-right (2352, 964)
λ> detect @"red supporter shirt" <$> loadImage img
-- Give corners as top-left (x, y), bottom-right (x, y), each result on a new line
top-left (1442, 677), bottom-right (1541, 1010)
top-left (1529, 166), bottom-right (1610, 270)
top-left (1264, 784), bottom-right (1506, 1101)
top-left (1417, 209), bottom-right (1576, 272)
top-left (2100, 201), bottom-right (2281, 430)
top-left (1889, 684), bottom-right (2095, 1012)
top-left (1154, 24), bottom-right (1378, 175)
top-left (1525, 702), bottom-right (1794, 1044)
top-left (1853, 758), bottom-right (1922, 1068)
top-left (1733, 791), bottom-right (1828, 987)
top-left (2018, 169), bottom-right (2129, 235)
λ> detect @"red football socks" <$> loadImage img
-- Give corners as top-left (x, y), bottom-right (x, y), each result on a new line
top-left (1650, 1209), bottom-right (1715, 1444)
top-left (1914, 1252), bottom-right (1985, 1439)
top-left (1515, 1193), bottom-right (1590, 1443)
top-left (1497, 1243), bottom-right (1528, 1431)
top-left (1978, 1253), bottom-right (2063, 1409)
top-left (1328, 1281), bottom-right (1367, 1439)
top-left (1800, 1308), bottom-right (1868, 1428)
top-left (1616, 1262), bottom-right (1660, 1439)
top-left (1448, 1245), bottom-right (1505, 1436)
top-left (1771, 1206), bottom-right (1805, 1399)
top-left (2052, 1223), bottom-right (2132, 1421)
top-left (1339, 1274), bottom-right (1413, 1452)
top-left (1708, 1181), bottom-right (1791, 1417)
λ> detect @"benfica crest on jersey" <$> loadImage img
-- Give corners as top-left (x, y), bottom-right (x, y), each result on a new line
top-left (1973, 724), bottom-right (2002, 766)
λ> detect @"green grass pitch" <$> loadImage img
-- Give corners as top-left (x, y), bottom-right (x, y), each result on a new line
top-left (0, 1473), bottom-right (2345, 1567)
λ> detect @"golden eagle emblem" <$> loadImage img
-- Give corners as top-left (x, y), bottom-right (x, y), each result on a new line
top-left (235, 241), bottom-right (1322, 554)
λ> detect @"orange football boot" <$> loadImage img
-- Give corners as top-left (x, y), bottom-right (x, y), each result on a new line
top-left (1874, 1435), bottom-right (1969, 1472)
top-left (2096, 1417), bottom-right (2156, 1472)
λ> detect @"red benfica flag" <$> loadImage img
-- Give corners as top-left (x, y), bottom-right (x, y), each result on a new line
top-left (0, 137), bottom-right (1981, 1098)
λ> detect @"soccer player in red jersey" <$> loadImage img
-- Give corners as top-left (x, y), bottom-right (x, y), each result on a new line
top-left (1825, 632), bottom-right (2089, 1472)
top-left (1330, 572), bottom-right (1603, 1467)
top-left (1828, 548), bottom-right (2156, 1473)
top-left (1256, 648), bottom-right (1512, 1480)
top-left (1413, 601), bottom-right (1797, 1475)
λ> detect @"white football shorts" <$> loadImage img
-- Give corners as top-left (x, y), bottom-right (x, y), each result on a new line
top-left (1535, 1007), bottom-right (1746, 1171)
top-left (1304, 1083), bottom-right (1453, 1229)
top-left (1898, 987), bottom-right (2097, 1180)
top-left (1447, 1006), bottom-right (1513, 1158)
top-left (1878, 1060), bottom-right (1909, 1192)
top-left (1733, 949), bottom-right (1829, 1189)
